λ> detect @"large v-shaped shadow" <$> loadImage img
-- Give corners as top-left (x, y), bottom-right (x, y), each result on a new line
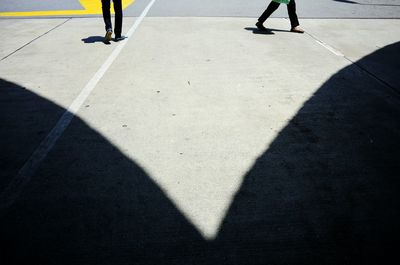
top-left (1, 42), bottom-right (399, 265)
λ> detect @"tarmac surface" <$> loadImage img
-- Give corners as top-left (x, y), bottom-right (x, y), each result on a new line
top-left (1, 0), bottom-right (400, 264)
top-left (2, 0), bottom-right (400, 17)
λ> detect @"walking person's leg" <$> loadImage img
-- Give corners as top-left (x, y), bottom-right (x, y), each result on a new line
top-left (113, 0), bottom-right (124, 40)
top-left (101, 0), bottom-right (113, 41)
top-left (287, 0), bottom-right (304, 33)
top-left (256, 1), bottom-right (280, 30)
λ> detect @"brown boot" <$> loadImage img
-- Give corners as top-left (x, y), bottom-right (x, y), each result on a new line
top-left (104, 30), bottom-right (113, 42)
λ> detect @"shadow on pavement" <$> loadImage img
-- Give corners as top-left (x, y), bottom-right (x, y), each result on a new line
top-left (245, 27), bottom-right (291, 34)
top-left (0, 80), bottom-right (65, 189)
top-left (216, 42), bottom-right (400, 265)
top-left (244, 27), bottom-right (275, 35)
top-left (333, 0), bottom-right (400, 6)
top-left (245, 26), bottom-right (300, 35)
top-left (81, 36), bottom-right (110, 44)
top-left (0, 42), bottom-right (399, 264)
top-left (0, 81), bottom-right (205, 264)
top-left (245, 26), bottom-right (299, 35)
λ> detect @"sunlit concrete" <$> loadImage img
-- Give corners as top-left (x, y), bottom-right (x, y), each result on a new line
top-left (302, 18), bottom-right (400, 88)
top-left (0, 17), bottom-right (135, 109)
top-left (0, 19), bottom-right (67, 59)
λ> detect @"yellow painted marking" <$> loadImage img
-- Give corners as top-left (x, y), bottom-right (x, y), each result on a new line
top-left (0, 0), bottom-right (135, 17)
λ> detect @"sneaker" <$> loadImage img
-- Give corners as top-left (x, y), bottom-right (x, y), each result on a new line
top-left (290, 26), bottom-right (305, 33)
top-left (255, 22), bottom-right (268, 31)
top-left (114, 35), bottom-right (127, 42)
top-left (105, 30), bottom-right (113, 42)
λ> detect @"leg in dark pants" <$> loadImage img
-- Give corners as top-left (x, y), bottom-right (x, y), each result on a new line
top-left (113, 0), bottom-right (123, 38)
top-left (101, 0), bottom-right (112, 32)
top-left (257, 0), bottom-right (302, 32)
top-left (287, 0), bottom-right (299, 28)
top-left (258, 1), bottom-right (280, 24)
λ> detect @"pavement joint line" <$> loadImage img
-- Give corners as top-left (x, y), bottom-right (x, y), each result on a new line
top-left (0, 18), bottom-right (71, 62)
top-left (0, 0), bottom-right (158, 211)
top-left (306, 31), bottom-right (400, 96)
top-left (349, 58), bottom-right (400, 96)
top-left (305, 31), bottom-right (345, 57)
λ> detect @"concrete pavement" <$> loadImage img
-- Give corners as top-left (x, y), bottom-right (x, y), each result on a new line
top-left (1, 0), bottom-right (400, 264)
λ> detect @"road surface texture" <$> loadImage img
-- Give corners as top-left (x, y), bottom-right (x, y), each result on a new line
top-left (1, 0), bottom-right (400, 264)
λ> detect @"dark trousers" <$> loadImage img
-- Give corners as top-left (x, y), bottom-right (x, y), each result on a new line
top-left (258, 0), bottom-right (299, 28)
top-left (101, 0), bottom-right (123, 36)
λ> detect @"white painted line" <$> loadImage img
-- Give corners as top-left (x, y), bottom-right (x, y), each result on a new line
top-left (315, 39), bottom-right (344, 57)
top-left (305, 32), bottom-right (344, 57)
top-left (0, 0), bottom-right (157, 210)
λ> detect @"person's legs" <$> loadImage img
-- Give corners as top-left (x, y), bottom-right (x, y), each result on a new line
top-left (101, 0), bottom-right (112, 32)
top-left (258, 1), bottom-right (280, 24)
top-left (256, 1), bottom-right (280, 30)
top-left (287, 0), bottom-right (300, 28)
top-left (113, 0), bottom-right (123, 38)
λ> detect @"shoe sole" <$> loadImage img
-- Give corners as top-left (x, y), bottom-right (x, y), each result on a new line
top-left (114, 36), bottom-right (126, 42)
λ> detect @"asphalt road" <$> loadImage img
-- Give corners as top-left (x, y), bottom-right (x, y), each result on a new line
top-left (0, 0), bottom-right (82, 12)
top-left (1, 0), bottom-right (400, 18)
top-left (139, 0), bottom-right (400, 18)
